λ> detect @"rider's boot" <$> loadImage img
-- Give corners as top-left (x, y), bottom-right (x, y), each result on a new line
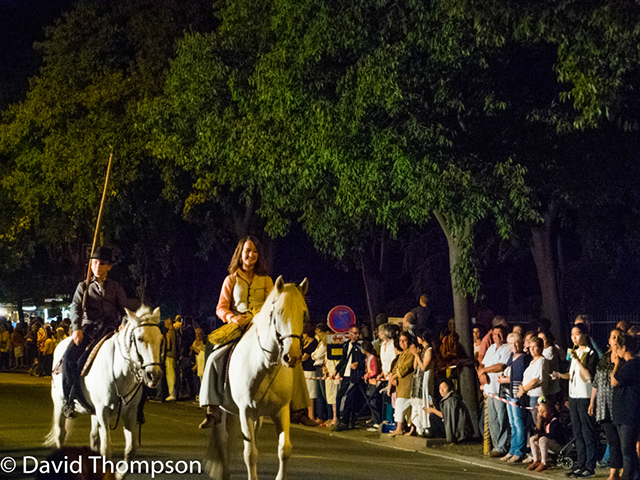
top-left (198, 405), bottom-right (221, 429)
top-left (62, 398), bottom-right (78, 419)
top-left (62, 382), bottom-right (78, 419)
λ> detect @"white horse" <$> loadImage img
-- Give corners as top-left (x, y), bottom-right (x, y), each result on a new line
top-left (46, 306), bottom-right (164, 467)
top-left (206, 276), bottom-right (308, 480)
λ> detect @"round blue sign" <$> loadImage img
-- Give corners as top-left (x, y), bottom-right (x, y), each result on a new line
top-left (327, 305), bottom-right (356, 333)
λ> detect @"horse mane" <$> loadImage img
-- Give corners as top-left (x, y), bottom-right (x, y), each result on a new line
top-left (133, 305), bottom-right (160, 324)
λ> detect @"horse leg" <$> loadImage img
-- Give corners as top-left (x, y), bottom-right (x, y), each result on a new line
top-left (46, 372), bottom-right (67, 448)
top-left (239, 413), bottom-right (259, 480)
top-left (90, 415), bottom-right (100, 452)
top-left (96, 407), bottom-right (113, 459)
top-left (49, 396), bottom-right (67, 448)
top-left (272, 405), bottom-right (291, 480)
top-left (122, 404), bottom-right (138, 462)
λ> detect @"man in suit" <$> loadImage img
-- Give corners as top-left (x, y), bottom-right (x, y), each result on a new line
top-left (333, 325), bottom-right (366, 430)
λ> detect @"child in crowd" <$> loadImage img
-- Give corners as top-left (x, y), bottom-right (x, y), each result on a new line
top-left (528, 400), bottom-right (564, 472)
top-left (362, 341), bottom-right (382, 429)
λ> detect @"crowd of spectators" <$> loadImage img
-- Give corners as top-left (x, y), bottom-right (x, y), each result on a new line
top-left (0, 315), bottom-right (69, 376)
top-left (300, 304), bottom-right (640, 479)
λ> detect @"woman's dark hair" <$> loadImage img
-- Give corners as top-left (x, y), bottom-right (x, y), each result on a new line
top-left (572, 322), bottom-right (589, 337)
top-left (417, 328), bottom-right (432, 345)
top-left (362, 341), bottom-right (376, 356)
top-left (228, 236), bottom-right (269, 276)
top-left (621, 334), bottom-right (639, 355)
top-left (304, 322), bottom-right (316, 337)
top-left (315, 323), bottom-right (329, 333)
top-left (440, 378), bottom-right (454, 392)
top-left (542, 330), bottom-right (555, 344)
top-left (473, 324), bottom-right (484, 336)
top-left (399, 331), bottom-right (414, 347)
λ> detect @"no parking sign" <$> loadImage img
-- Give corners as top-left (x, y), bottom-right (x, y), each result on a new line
top-left (327, 305), bottom-right (355, 333)
top-left (326, 305), bottom-right (355, 360)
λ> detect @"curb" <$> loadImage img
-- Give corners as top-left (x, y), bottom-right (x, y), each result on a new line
top-left (290, 422), bottom-right (566, 479)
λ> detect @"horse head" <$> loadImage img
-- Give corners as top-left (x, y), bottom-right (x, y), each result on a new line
top-left (124, 306), bottom-right (164, 388)
top-left (269, 276), bottom-right (309, 368)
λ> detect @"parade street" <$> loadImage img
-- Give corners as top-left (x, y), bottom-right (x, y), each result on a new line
top-left (0, 372), bottom-right (527, 480)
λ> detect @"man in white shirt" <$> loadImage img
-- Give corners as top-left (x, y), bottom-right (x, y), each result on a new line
top-left (478, 324), bottom-right (511, 456)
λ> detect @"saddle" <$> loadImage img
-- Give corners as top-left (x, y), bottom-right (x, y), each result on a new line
top-left (81, 331), bottom-right (115, 376)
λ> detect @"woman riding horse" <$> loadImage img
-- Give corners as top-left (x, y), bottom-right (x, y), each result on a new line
top-left (199, 236), bottom-right (313, 428)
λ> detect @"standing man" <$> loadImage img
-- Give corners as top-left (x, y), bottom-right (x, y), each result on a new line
top-left (62, 247), bottom-right (128, 418)
top-left (477, 324), bottom-right (511, 457)
top-left (334, 325), bottom-right (365, 430)
top-left (412, 293), bottom-right (432, 332)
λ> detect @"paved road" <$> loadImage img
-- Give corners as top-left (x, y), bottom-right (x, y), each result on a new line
top-left (0, 373), bottom-right (516, 480)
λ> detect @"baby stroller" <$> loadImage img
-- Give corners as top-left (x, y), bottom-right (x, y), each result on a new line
top-left (556, 428), bottom-right (608, 470)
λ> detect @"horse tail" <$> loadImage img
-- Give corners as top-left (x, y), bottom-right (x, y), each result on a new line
top-left (43, 416), bottom-right (72, 447)
top-left (44, 368), bottom-right (71, 448)
top-left (43, 421), bottom-right (57, 447)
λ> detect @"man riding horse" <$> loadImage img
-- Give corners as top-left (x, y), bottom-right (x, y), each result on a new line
top-left (62, 246), bottom-right (128, 418)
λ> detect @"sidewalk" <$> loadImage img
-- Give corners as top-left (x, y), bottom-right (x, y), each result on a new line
top-left (291, 422), bottom-right (609, 479)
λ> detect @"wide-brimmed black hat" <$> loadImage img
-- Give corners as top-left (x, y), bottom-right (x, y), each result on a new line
top-left (90, 246), bottom-right (113, 263)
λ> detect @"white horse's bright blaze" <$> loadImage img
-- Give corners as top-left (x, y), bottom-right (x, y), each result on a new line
top-left (47, 306), bottom-right (164, 476)
top-left (207, 276), bottom-right (309, 480)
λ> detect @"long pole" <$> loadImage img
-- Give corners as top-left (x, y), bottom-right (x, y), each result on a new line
top-left (82, 147), bottom-right (114, 310)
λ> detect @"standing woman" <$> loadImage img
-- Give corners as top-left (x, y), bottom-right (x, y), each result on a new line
top-left (519, 336), bottom-right (549, 426)
top-left (387, 332), bottom-right (415, 436)
top-left (589, 328), bottom-right (624, 480)
top-left (198, 236), bottom-right (274, 428)
top-left (301, 323), bottom-right (320, 424)
top-left (409, 329), bottom-right (434, 436)
top-left (553, 323), bottom-right (599, 478)
top-left (611, 335), bottom-right (640, 480)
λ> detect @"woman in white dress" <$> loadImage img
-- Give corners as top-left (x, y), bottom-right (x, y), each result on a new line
top-left (409, 328), bottom-right (435, 436)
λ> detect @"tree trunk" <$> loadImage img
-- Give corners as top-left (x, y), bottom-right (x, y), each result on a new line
top-left (359, 247), bottom-right (385, 332)
top-left (234, 196), bottom-right (255, 240)
top-left (434, 210), bottom-right (480, 437)
top-left (530, 209), bottom-right (563, 344)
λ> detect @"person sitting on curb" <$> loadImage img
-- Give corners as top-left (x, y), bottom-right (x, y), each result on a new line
top-left (424, 379), bottom-right (472, 443)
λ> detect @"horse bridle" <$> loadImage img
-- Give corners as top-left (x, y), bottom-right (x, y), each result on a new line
top-left (110, 321), bottom-right (163, 407)
top-left (257, 300), bottom-right (304, 365)
top-left (129, 322), bottom-right (164, 369)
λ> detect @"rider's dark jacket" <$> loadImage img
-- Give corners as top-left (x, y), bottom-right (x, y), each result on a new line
top-left (70, 278), bottom-right (127, 332)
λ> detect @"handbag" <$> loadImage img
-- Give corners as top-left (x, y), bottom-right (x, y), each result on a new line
top-left (516, 392), bottom-right (530, 408)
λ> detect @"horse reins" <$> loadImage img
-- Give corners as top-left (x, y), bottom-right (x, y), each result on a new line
top-left (109, 321), bottom-right (162, 434)
top-left (112, 322), bottom-right (163, 406)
